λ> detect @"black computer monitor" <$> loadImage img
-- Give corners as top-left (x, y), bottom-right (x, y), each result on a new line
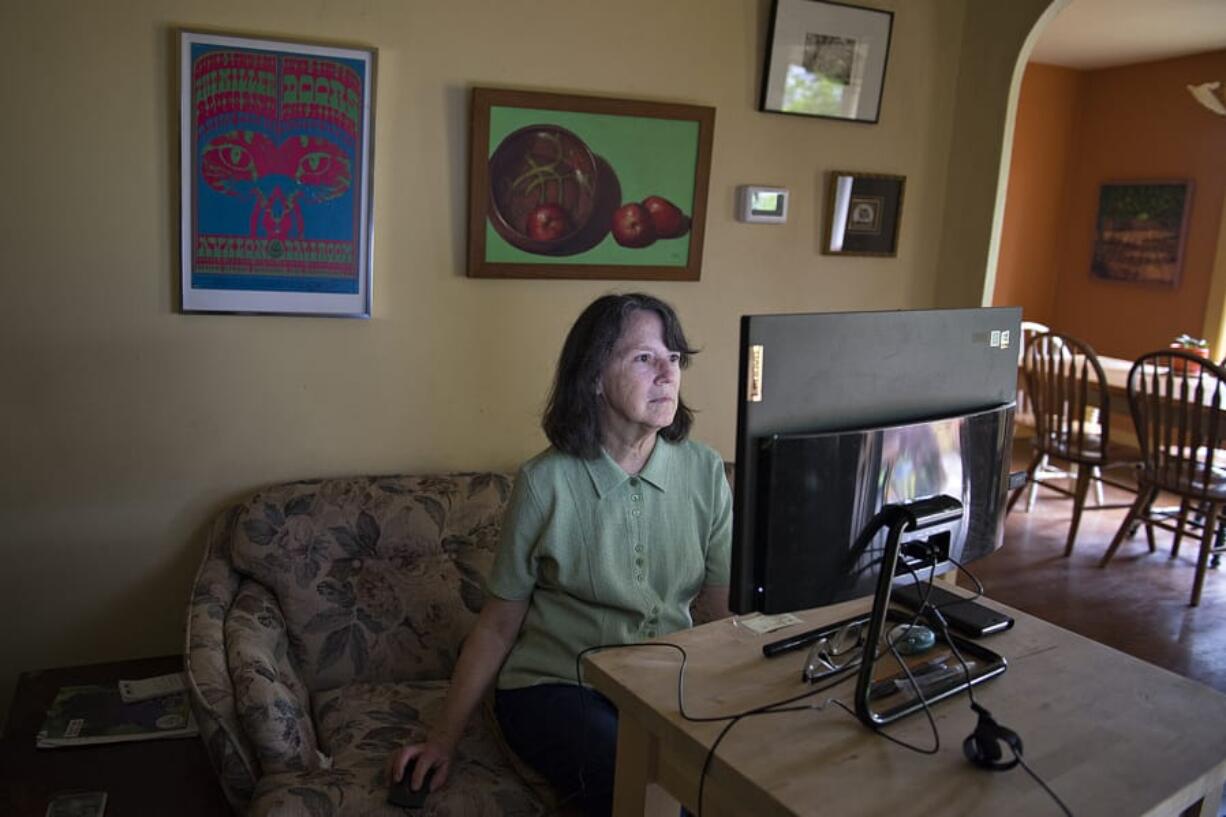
top-left (730, 307), bottom-right (1022, 615)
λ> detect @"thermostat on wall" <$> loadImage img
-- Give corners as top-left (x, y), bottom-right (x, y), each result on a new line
top-left (737, 186), bottom-right (789, 224)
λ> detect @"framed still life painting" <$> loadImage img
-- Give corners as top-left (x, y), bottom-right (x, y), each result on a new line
top-left (467, 87), bottom-right (715, 280)
top-left (180, 31), bottom-right (376, 316)
top-left (759, 0), bottom-right (894, 123)
top-left (1091, 180), bottom-right (1192, 286)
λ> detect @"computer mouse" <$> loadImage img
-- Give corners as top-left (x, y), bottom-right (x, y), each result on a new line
top-left (388, 757), bottom-right (436, 809)
top-left (888, 623), bottom-right (936, 655)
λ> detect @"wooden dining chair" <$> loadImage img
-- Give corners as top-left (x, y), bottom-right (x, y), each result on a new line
top-left (1015, 320), bottom-right (1050, 428)
top-left (1100, 350), bottom-right (1226, 606)
top-left (1013, 323), bottom-right (1106, 511)
top-left (1007, 331), bottom-right (1135, 556)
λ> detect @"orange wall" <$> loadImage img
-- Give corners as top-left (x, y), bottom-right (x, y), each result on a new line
top-left (992, 63), bottom-right (1082, 325)
top-left (1053, 50), bottom-right (1226, 358)
top-left (997, 51), bottom-right (1226, 359)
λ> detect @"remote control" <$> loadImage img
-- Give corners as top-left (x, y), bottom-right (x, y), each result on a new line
top-left (118, 672), bottom-right (187, 703)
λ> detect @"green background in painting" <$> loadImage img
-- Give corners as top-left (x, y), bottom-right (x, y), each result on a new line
top-left (485, 106), bottom-right (699, 266)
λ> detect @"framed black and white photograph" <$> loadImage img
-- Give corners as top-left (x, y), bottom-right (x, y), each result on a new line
top-left (823, 171), bottom-right (904, 256)
top-left (759, 0), bottom-right (893, 123)
top-left (180, 31), bottom-right (376, 317)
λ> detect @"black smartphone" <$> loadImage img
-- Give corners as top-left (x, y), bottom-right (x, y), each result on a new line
top-left (891, 583), bottom-right (1014, 638)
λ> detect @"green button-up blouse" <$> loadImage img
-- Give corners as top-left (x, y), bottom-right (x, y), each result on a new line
top-left (486, 438), bottom-right (732, 689)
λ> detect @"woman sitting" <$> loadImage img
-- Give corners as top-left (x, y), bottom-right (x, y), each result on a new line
top-left (389, 292), bottom-right (732, 816)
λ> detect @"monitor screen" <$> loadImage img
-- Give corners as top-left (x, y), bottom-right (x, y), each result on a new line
top-left (730, 307), bottom-right (1022, 614)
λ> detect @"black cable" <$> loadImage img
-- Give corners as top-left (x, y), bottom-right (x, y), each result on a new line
top-left (691, 662), bottom-right (868, 816)
top-left (563, 539), bottom-right (1075, 817)
top-left (1016, 752), bottom-right (1075, 817)
top-left (575, 639), bottom-right (864, 817)
top-left (893, 545), bottom-right (982, 709)
top-left (899, 544), bottom-right (1075, 816)
top-left (696, 715), bottom-right (742, 815)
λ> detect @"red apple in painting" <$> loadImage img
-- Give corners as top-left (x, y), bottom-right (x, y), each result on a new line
top-left (642, 195), bottom-right (690, 239)
top-left (526, 202), bottom-right (571, 242)
top-left (611, 203), bottom-right (657, 248)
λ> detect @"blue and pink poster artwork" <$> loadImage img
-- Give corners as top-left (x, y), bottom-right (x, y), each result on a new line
top-left (180, 31), bottom-right (374, 317)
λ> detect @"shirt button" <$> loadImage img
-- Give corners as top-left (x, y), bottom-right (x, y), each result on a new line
top-left (635, 557), bottom-right (645, 567)
top-left (636, 573), bottom-right (645, 582)
top-left (629, 477), bottom-right (640, 486)
top-left (631, 509), bottom-right (640, 517)
top-left (635, 544), bottom-right (645, 553)
top-left (631, 494), bottom-right (640, 502)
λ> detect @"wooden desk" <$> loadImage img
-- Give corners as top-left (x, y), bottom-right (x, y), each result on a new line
top-left (585, 596), bottom-right (1226, 817)
top-left (0, 655), bottom-right (230, 817)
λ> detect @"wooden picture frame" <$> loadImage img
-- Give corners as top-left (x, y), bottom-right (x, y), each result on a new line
top-left (822, 171), bottom-right (905, 256)
top-left (467, 87), bottom-right (715, 280)
top-left (1091, 180), bottom-right (1193, 286)
top-left (759, 0), bottom-right (894, 123)
top-left (179, 30), bottom-right (376, 317)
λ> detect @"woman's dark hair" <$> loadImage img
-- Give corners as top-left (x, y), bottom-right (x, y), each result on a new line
top-left (543, 293), bottom-right (698, 459)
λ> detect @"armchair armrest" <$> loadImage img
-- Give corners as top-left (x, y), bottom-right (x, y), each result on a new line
top-left (227, 579), bottom-right (324, 774)
top-left (185, 506), bottom-right (261, 811)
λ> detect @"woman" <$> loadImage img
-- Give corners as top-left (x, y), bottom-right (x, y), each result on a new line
top-left (388, 293), bottom-right (732, 816)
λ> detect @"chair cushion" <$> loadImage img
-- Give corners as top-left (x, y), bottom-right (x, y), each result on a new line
top-left (228, 474), bottom-right (511, 691)
top-left (245, 680), bottom-right (545, 816)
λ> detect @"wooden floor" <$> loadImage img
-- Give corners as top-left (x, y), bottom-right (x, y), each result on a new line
top-left (971, 444), bottom-right (1226, 696)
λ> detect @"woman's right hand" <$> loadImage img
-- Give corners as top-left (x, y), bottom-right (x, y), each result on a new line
top-left (384, 599), bottom-right (528, 794)
top-left (387, 736), bottom-right (455, 792)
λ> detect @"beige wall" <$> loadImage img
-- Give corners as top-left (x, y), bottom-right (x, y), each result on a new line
top-left (934, 0), bottom-right (1069, 308)
top-left (0, 0), bottom-right (1052, 707)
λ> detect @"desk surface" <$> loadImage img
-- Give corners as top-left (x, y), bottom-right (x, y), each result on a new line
top-left (0, 655), bottom-right (229, 817)
top-left (585, 595), bottom-right (1226, 817)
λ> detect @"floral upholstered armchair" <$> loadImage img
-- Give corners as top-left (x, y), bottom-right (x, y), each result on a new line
top-left (184, 473), bottom-right (547, 816)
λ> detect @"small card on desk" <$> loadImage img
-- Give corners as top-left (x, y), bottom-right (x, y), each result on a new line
top-left (45, 791), bottom-right (107, 817)
top-left (738, 612), bottom-right (804, 635)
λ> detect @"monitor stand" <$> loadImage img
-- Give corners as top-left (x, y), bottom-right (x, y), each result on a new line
top-left (852, 496), bottom-right (1007, 727)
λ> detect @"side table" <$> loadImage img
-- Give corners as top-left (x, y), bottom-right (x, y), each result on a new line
top-left (0, 655), bottom-right (231, 816)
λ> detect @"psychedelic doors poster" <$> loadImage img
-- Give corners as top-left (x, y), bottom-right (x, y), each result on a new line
top-left (180, 31), bottom-right (375, 316)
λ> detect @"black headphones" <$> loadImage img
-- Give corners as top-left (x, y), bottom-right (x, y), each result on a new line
top-left (963, 702), bottom-right (1023, 771)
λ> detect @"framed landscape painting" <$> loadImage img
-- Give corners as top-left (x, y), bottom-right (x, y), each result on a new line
top-left (1091, 181), bottom-right (1192, 286)
top-left (467, 87), bottom-right (715, 280)
top-left (180, 31), bottom-right (376, 316)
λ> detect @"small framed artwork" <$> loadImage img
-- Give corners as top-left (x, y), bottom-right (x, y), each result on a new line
top-left (759, 0), bottom-right (894, 123)
top-left (180, 31), bottom-right (376, 317)
top-left (468, 87), bottom-right (715, 280)
top-left (823, 171), bottom-right (904, 256)
top-left (1091, 181), bottom-right (1193, 286)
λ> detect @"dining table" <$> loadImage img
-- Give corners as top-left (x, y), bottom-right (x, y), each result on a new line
top-left (1096, 354), bottom-right (1226, 449)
